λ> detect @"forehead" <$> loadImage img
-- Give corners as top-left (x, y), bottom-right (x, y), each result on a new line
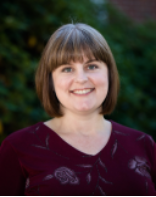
top-left (49, 26), bottom-right (108, 71)
top-left (66, 53), bottom-right (97, 64)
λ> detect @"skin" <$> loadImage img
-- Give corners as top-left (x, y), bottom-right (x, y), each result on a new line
top-left (44, 55), bottom-right (112, 155)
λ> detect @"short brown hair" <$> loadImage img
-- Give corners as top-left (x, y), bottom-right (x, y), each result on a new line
top-left (35, 23), bottom-right (119, 117)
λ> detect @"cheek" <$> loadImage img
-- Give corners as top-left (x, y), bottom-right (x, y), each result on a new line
top-left (97, 76), bottom-right (109, 102)
top-left (53, 77), bottom-right (72, 94)
top-left (94, 73), bottom-right (109, 89)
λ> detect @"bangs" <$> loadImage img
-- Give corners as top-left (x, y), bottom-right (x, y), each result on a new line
top-left (48, 27), bottom-right (108, 71)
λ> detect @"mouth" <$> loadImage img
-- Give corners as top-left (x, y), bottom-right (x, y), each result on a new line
top-left (70, 88), bottom-right (95, 95)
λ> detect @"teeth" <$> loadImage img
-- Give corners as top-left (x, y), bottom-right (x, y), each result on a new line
top-left (72, 89), bottom-right (93, 94)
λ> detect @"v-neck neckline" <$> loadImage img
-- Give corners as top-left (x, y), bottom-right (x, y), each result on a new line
top-left (40, 120), bottom-right (115, 158)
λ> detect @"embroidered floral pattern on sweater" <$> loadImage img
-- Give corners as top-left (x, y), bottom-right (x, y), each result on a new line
top-left (111, 130), bottom-right (129, 159)
top-left (128, 156), bottom-right (151, 179)
top-left (43, 174), bottom-right (54, 181)
top-left (75, 154), bottom-right (112, 195)
top-left (30, 126), bottom-right (70, 160)
top-left (42, 167), bottom-right (79, 185)
top-left (25, 178), bottom-right (30, 189)
top-left (136, 134), bottom-right (154, 148)
top-left (54, 167), bottom-right (79, 184)
top-left (111, 139), bottom-right (118, 159)
top-left (145, 181), bottom-right (149, 194)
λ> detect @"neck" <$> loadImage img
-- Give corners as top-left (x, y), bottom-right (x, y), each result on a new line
top-left (52, 112), bottom-right (109, 137)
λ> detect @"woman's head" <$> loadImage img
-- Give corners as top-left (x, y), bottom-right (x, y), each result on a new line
top-left (35, 23), bottom-right (119, 117)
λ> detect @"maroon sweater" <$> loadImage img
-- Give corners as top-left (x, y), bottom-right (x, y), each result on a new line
top-left (0, 120), bottom-right (156, 195)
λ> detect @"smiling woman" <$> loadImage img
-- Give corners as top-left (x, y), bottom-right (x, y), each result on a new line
top-left (0, 23), bottom-right (156, 196)
top-left (35, 23), bottom-right (119, 118)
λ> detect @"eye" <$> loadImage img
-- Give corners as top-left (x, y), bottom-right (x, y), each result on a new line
top-left (87, 64), bottom-right (98, 70)
top-left (62, 67), bottom-right (72, 73)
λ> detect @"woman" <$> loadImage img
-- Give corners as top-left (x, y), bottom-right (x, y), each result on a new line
top-left (0, 23), bottom-right (156, 195)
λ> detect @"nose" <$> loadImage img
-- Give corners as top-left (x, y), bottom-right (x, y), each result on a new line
top-left (74, 70), bottom-right (88, 84)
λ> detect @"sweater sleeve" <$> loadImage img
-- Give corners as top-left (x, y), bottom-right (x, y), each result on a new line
top-left (0, 139), bottom-right (26, 195)
top-left (152, 143), bottom-right (156, 189)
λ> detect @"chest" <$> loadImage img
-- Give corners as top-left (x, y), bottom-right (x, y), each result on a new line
top-left (23, 150), bottom-right (156, 196)
top-left (57, 131), bottom-right (111, 156)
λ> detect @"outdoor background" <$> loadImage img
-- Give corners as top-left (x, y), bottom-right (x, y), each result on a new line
top-left (0, 0), bottom-right (156, 143)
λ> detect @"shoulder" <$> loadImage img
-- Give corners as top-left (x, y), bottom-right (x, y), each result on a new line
top-left (111, 120), bottom-right (152, 138)
top-left (1, 122), bottom-right (45, 149)
top-left (110, 120), bottom-right (155, 151)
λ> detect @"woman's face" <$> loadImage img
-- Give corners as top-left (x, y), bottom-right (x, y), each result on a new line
top-left (52, 55), bottom-right (109, 116)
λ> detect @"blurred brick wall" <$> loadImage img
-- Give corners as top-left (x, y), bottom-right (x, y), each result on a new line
top-left (109, 0), bottom-right (156, 22)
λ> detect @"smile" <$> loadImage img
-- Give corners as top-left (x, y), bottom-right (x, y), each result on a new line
top-left (71, 88), bottom-right (94, 95)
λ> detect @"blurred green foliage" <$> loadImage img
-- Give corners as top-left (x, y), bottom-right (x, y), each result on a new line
top-left (0, 0), bottom-right (156, 143)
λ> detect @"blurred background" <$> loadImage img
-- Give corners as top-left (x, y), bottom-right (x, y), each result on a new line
top-left (0, 0), bottom-right (156, 143)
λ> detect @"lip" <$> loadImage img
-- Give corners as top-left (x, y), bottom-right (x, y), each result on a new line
top-left (70, 88), bottom-right (95, 96)
top-left (70, 88), bottom-right (94, 91)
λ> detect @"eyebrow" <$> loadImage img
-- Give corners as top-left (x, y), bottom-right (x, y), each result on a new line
top-left (65, 59), bottom-right (97, 66)
top-left (84, 59), bottom-right (97, 64)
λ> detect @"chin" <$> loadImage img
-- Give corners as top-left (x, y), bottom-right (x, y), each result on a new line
top-left (74, 105), bottom-right (101, 113)
top-left (70, 105), bottom-right (89, 112)
top-left (74, 104), bottom-right (93, 111)
top-left (78, 109), bottom-right (91, 113)
top-left (61, 103), bottom-right (102, 114)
